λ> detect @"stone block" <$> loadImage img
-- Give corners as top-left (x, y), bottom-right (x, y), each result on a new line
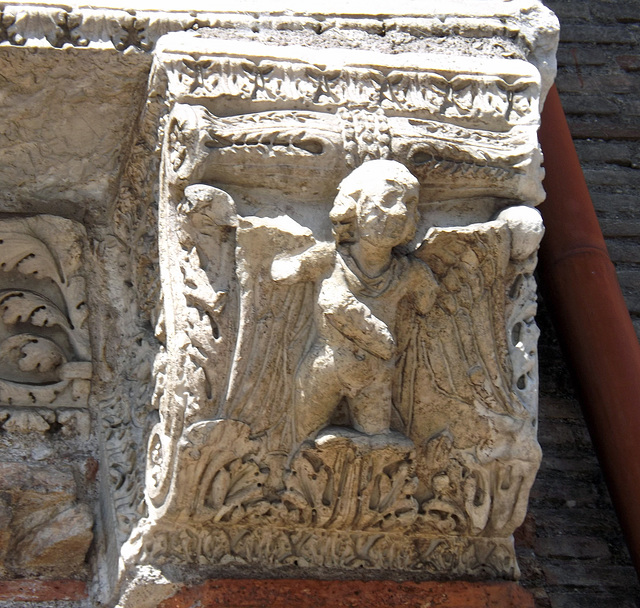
top-left (557, 46), bottom-right (610, 67)
top-left (605, 239), bottom-right (640, 264)
top-left (122, 7), bottom-right (556, 585)
top-left (0, 462), bottom-right (93, 577)
top-left (574, 141), bottom-right (632, 166)
top-left (532, 507), bottom-right (620, 538)
top-left (537, 418), bottom-right (578, 449)
top-left (583, 167), bottom-right (640, 188)
top-left (592, 193), bottom-right (640, 219)
top-left (529, 478), bottom-right (599, 507)
top-left (543, 2), bottom-right (592, 21)
top-left (544, 563), bottom-right (639, 587)
top-left (549, 594), bottom-right (640, 608)
top-left (616, 270), bottom-right (640, 314)
top-left (0, 0), bottom-right (579, 604)
top-left (561, 95), bottom-right (620, 116)
top-left (617, 55), bottom-right (640, 72)
top-left (592, 2), bottom-right (640, 24)
top-left (538, 396), bottom-right (583, 420)
top-left (12, 504), bottom-right (93, 570)
top-left (557, 73), bottom-right (637, 95)
top-left (539, 456), bottom-right (601, 474)
top-left (559, 24), bottom-right (638, 44)
top-left (567, 119), bottom-right (640, 140)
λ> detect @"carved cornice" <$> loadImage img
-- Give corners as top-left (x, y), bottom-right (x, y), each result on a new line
top-left (0, 2), bottom-right (558, 96)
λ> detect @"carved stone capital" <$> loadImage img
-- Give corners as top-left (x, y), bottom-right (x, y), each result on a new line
top-left (101, 1), bottom-right (560, 595)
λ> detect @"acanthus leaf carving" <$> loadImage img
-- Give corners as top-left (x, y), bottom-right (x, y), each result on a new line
top-left (282, 429), bottom-right (419, 532)
top-left (0, 217), bottom-right (92, 411)
top-left (0, 290), bottom-right (71, 332)
top-left (0, 232), bottom-right (63, 283)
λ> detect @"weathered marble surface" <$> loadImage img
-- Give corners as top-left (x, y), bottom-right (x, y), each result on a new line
top-left (0, 216), bottom-right (92, 428)
top-left (124, 7), bottom-right (555, 590)
top-left (0, 2), bottom-right (558, 605)
top-left (0, 215), bottom-right (94, 580)
top-left (0, 1), bottom-right (558, 216)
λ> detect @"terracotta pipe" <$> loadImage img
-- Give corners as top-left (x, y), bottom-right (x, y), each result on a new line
top-left (537, 84), bottom-right (640, 575)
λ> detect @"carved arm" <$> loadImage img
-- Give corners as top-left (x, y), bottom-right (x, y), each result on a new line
top-left (271, 241), bottom-right (335, 284)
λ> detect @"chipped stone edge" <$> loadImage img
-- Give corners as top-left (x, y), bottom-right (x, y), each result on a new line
top-left (0, 2), bottom-right (558, 99)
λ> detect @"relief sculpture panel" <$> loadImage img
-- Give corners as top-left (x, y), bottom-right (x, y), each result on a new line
top-left (125, 21), bottom-right (556, 580)
top-left (0, 215), bottom-right (91, 436)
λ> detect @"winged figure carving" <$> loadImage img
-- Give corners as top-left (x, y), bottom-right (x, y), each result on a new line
top-left (149, 159), bottom-right (543, 545)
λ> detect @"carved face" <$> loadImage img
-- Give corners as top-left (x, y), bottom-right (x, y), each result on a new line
top-left (356, 181), bottom-right (419, 249)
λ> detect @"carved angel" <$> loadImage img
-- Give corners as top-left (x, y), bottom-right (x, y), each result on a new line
top-left (271, 161), bottom-right (438, 443)
top-left (149, 148), bottom-right (543, 550)
top-left (223, 161), bottom-right (542, 456)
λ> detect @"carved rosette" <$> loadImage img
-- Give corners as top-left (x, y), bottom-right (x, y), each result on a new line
top-left (124, 5), bottom-right (558, 581)
top-left (0, 216), bottom-right (91, 436)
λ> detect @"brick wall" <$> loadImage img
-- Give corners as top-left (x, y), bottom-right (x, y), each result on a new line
top-left (517, 2), bottom-right (640, 606)
top-left (547, 0), bottom-right (640, 331)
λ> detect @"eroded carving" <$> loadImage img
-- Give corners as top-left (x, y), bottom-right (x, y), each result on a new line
top-left (130, 158), bottom-right (543, 578)
top-left (150, 41), bottom-right (547, 206)
top-left (0, 216), bottom-right (91, 423)
top-left (120, 19), bottom-right (556, 582)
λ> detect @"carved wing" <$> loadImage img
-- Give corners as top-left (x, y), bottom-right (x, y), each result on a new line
top-left (393, 219), bottom-right (526, 449)
top-left (221, 216), bottom-right (319, 456)
top-left (391, 216), bottom-right (543, 538)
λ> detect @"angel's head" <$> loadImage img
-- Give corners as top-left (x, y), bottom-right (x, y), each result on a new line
top-left (330, 160), bottom-right (420, 249)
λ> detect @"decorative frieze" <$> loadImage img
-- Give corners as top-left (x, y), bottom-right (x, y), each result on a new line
top-left (155, 37), bottom-right (545, 204)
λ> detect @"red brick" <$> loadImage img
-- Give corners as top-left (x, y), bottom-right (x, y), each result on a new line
top-left (557, 74), bottom-right (637, 95)
top-left (557, 47), bottom-right (610, 67)
top-left (605, 239), bottom-right (640, 264)
top-left (617, 55), bottom-right (640, 72)
top-left (582, 167), bottom-right (640, 188)
top-left (537, 418), bottom-right (578, 448)
top-left (539, 396), bottom-right (583, 420)
top-left (592, 193), bottom-right (640, 218)
top-left (573, 141), bottom-right (632, 165)
top-left (540, 456), bottom-right (600, 474)
top-left (567, 120), bottom-right (640, 140)
top-left (0, 579), bottom-right (87, 601)
top-left (534, 537), bottom-right (611, 560)
top-left (532, 508), bottom-right (620, 538)
top-left (515, 513), bottom-right (538, 549)
top-left (544, 563), bottom-right (638, 587)
top-left (543, 2), bottom-right (593, 21)
top-left (623, 99), bottom-right (640, 116)
top-left (593, 2), bottom-right (640, 24)
top-left (160, 580), bottom-right (536, 608)
top-left (561, 95), bottom-right (619, 116)
top-left (529, 478), bottom-right (599, 506)
top-left (616, 270), bottom-right (640, 314)
top-left (549, 592), bottom-right (640, 608)
top-left (559, 24), bottom-right (638, 44)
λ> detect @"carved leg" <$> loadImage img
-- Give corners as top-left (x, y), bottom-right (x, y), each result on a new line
top-left (294, 344), bottom-right (343, 443)
top-left (349, 362), bottom-right (393, 435)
